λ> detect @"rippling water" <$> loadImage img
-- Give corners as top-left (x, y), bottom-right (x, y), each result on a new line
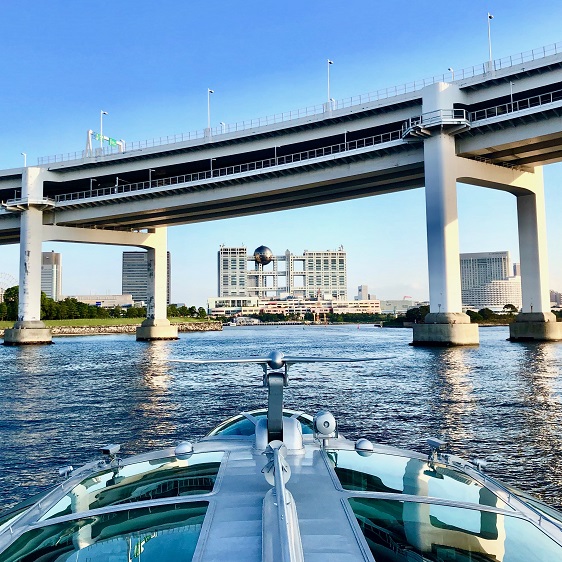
top-left (1, 325), bottom-right (562, 511)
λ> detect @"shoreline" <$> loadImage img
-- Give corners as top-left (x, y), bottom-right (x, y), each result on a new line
top-left (0, 321), bottom-right (222, 338)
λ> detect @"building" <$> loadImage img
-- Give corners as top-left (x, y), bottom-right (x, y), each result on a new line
top-left (41, 251), bottom-right (62, 301)
top-left (550, 290), bottom-right (562, 307)
top-left (207, 295), bottom-right (381, 317)
top-left (460, 251), bottom-right (522, 311)
top-left (218, 245), bottom-right (347, 300)
top-left (379, 299), bottom-right (414, 315)
top-left (66, 294), bottom-right (135, 308)
top-left (356, 285), bottom-right (371, 300)
top-left (122, 251), bottom-right (171, 304)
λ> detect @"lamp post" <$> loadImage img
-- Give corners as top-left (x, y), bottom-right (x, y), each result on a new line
top-left (448, 67), bottom-right (455, 81)
top-left (89, 178), bottom-right (97, 197)
top-left (327, 59), bottom-right (334, 103)
top-left (487, 13), bottom-right (494, 69)
top-left (20, 152), bottom-right (27, 167)
top-left (220, 121), bottom-right (226, 134)
top-left (149, 169), bottom-right (155, 184)
top-left (100, 110), bottom-right (108, 149)
top-left (207, 89), bottom-right (214, 131)
top-left (510, 81), bottom-right (514, 111)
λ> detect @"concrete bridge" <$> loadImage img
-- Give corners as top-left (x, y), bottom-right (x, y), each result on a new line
top-left (2, 43), bottom-right (562, 345)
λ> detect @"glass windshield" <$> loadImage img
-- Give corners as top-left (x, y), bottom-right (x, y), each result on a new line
top-left (207, 410), bottom-right (314, 436)
top-left (0, 502), bottom-right (207, 562)
top-left (331, 450), bottom-right (510, 510)
top-left (40, 452), bottom-right (223, 521)
top-left (348, 497), bottom-right (562, 562)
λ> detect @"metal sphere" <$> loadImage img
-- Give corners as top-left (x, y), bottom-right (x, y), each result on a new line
top-left (253, 245), bottom-right (273, 265)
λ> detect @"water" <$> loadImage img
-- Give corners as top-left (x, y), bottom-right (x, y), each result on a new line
top-left (1, 325), bottom-right (562, 511)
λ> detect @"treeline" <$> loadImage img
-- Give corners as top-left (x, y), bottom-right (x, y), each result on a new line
top-left (0, 286), bottom-right (207, 322)
top-left (247, 312), bottom-right (402, 324)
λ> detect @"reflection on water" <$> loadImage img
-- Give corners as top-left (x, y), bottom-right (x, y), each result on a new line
top-left (1, 326), bottom-right (561, 511)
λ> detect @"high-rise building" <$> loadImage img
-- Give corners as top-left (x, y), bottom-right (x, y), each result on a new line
top-left (122, 251), bottom-right (171, 304)
top-left (357, 285), bottom-right (369, 300)
top-left (218, 245), bottom-right (347, 300)
top-left (460, 251), bottom-right (521, 310)
top-left (41, 251), bottom-right (62, 301)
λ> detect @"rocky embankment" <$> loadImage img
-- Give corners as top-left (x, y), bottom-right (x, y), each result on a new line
top-left (0, 322), bottom-right (222, 337)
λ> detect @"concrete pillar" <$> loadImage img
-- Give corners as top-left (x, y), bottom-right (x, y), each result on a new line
top-left (4, 167), bottom-right (52, 345)
top-left (412, 132), bottom-right (478, 346)
top-left (136, 228), bottom-right (178, 341)
top-left (510, 174), bottom-right (562, 341)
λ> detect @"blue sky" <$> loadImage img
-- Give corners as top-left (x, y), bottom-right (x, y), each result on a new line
top-left (1, 1), bottom-right (561, 306)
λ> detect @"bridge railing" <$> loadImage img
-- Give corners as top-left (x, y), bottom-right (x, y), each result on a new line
top-left (54, 130), bottom-right (403, 204)
top-left (469, 87), bottom-right (562, 121)
top-left (37, 41), bottom-right (562, 166)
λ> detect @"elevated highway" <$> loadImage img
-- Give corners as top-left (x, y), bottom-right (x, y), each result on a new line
top-left (2, 43), bottom-right (562, 344)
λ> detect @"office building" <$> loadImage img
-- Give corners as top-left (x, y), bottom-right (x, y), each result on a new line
top-left (460, 251), bottom-right (522, 311)
top-left (218, 245), bottom-right (347, 300)
top-left (122, 251), bottom-right (171, 304)
top-left (41, 251), bottom-right (62, 301)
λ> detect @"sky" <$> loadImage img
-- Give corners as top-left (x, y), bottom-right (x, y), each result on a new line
top-left (1, 0), bottom-right (561, 307)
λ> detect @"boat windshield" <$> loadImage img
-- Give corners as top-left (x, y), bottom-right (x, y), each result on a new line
top-left (330, 450), bottom-right (512, 510)
top-left (39, 452), bottom-right (223, 521)
top-left (206, 409), bottom-right (314, 436)
top-left (349, 497), bottom-right (562, 562)
top-left (1, 502), bottom-right (207, 562)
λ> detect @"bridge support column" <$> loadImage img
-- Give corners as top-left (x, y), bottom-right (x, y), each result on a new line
top-left (4, 168), bottom-right (52, 345)
top-left (413, 132), bottom-right (478, 346)
top-left (510, 180), bottom-right (562, 341)
top-left (136, 228), bottom-right (178, 341)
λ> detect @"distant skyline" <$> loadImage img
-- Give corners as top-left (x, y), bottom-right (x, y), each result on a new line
top-left (1, 1), bottom-right (561, 307)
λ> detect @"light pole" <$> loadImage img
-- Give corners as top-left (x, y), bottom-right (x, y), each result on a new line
top-left (448, 67), bottom-right (455, 81)
top-left (207, 89), bottom-right (214, 131)
top-left (20, 152), bottom-right (27, 167)
top-left (149, 169), bottom-right (155, 184)
top-left (220, 121), bottom-right (226, 134)
top-left (100, 110), bottom-right (108, 149)
top-left (210, 158), bottom-right (216, 176)
top-left (510, 81), bottom-right (514, 111)
top-left (327, 59), bottom-right (334, 103)
top-left (89, 178), bottom-right (97, 196)
top-left (487, 13), bottom-right (494, 69)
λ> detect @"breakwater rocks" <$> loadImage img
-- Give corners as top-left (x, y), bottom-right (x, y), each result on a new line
top-left (0, 322), bottom-right (222, 337)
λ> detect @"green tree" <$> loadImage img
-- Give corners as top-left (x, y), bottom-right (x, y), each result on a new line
top-left (197, 307), bottom-right (207, 318)
top-left (3, 286), bottom-right (19, 321)
top-left (0, 301), bottom-right (7, 320)
top-left (503, 304), bottom-right (518, 314)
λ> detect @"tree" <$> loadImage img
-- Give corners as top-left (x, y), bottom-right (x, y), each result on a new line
top-left (478, 308), bottom-right (496, 320)
top-left (3, 286), bottom-right (19, 321)
top-left (0, 302), bottom-right (7, 321)
top-left (503, 304), bottom-right (518, 314)
top-left (197, 307), bottom-right (207, 318)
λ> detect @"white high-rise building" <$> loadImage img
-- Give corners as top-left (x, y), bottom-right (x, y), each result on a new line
top-left (41, 251), bottom-right (62, 301)
top-left (460, 251), bottom-right (522, 310)
top-left (218, 245), bottom-right (347, 300)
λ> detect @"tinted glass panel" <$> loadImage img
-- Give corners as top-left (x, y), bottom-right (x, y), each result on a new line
top-left (349, 497), bottom-right (562, 562)
top-left (0, 502), bottom-right (207, 562)
top-left (331, 450), bottom-right (510, 510)
top-left (40, 452), bottom-right (222, 521)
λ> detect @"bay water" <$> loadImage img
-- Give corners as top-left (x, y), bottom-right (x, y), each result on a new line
top-left (1, 325), bottom-right (561, 510)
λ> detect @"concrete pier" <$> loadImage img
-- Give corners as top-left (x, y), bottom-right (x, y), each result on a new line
top-left (509, 312), bottom-right (562, 342)
top-left (412, 313), bottom-right (479, 347)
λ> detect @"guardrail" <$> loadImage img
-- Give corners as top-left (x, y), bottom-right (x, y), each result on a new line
top-left (37, 41), bottom-right (562, 165)
top-left (469, 87), bottom-right (562, 121)
top-left (401, 109), bottom-right (470, 137)
top-left (54, 130), bottom-right (403, 203)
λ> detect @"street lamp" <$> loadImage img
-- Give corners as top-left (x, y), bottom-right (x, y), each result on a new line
top-left (487, 13), bottom-right (494, 69)
top-left (89, 178), bottom-right (97, 196)
top-left (210, 158), bottom-right (216, 176)
top-left (20, 152), bottom-right (27, 167)
top-left (220, 121), bottom-right (226, 134)
top-left (149, 169), bottom-right (155, 184)
top-left (327, 59), bottom-right (334, 103)
top-left (448, 67), bottom-right (455, 81)
top-left (100, 110), bottom-right (108, 149)
top-left (510, 81), bottom-right (514, 111)
top-left (207, 88), bottom-right (214, 131)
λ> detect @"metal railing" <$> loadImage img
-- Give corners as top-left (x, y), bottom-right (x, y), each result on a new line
top-left (401, 109), bottom-right (469, 136)
top-left (54, 130), bottom-right (403, 203)
top-left (37, 41), bottom-right (562, 165)
top-left (469, 87), bottom-right (562, 121)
